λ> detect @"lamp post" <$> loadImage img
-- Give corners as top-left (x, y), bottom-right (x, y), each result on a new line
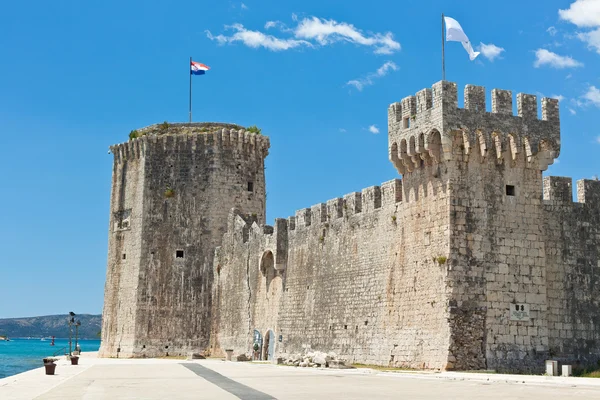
top-left (68, 312), bottom-right (76, 357)
top-left (75, 320), bottom-right (81, 353)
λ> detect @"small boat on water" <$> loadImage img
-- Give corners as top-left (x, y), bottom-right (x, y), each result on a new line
top-left (40, 336), bottom-right (55, 345)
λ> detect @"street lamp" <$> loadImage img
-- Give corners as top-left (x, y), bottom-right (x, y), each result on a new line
top-left (75, 320), bottom-right (81, 353)
top-left (68, 312), bottom-right (76, 356)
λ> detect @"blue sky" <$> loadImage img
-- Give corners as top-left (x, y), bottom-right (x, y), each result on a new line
top-left (0, 0), bottom-right (598, 318)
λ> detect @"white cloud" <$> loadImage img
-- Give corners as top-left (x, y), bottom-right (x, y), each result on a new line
top-left (264, 21), bottom-right (292, 32)
top-left (577, 28), bottom-right (600, 53)
top-left (294, 17), bottom-right (400, 54)
top-left (551, 94), bottom-right (566, 102)
top-left (206, 24), bottom-right (312, 51)
top-left (206, 14), bottom-right (400, 54)
top-left (583, 85), bottom-right (600, 107)
top-left (566, 73), bottom-right (573, 79)
top-left (241, 2), bottom-right (248, 9)
top-left (547, 26), bottom-right (558, 36)
top-left (208, 16), bottom-right (401, 54)
top-left (559, 0), bottom-right (600, 27)
top-left (571, 97), bottom-right (585, 107)
top-left (478, 43), bottom-right (505, 61)
top-left (533, 49), bottom-right (583, 68)
top-left (596, 136), bottom-right (600, 144)
top-left (346, 61), bottom-right (398, 91)
top-left (339, 128), bottom-right (347, 133)
top-left (368, 125), bottom-right (380, 134)
top-left (559, 1), bottom-right (600, 53)
top-left (569, 107), bottom-right (577, 115)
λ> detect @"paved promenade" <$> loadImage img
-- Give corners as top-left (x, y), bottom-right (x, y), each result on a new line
top-left (1, 353), bottom-right (599, 399)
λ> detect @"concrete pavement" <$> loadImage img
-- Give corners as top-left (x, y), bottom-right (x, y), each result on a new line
top-left (1, 353), bottom-right (599, 399)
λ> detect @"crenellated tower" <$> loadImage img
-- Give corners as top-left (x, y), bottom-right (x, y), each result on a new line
top-left (99, 122), bottom-right (269, 358)
top-left (388, 81), bottom-right (562, 372)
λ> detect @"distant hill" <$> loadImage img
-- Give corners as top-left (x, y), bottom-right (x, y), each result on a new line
top-left (0, 314), bottom-right (101, 339)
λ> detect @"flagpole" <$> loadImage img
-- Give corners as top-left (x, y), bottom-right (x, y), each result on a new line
top-left (442, 13), bottom-right (446, 81)
top-left (189, 56), bottom-right (192, 123)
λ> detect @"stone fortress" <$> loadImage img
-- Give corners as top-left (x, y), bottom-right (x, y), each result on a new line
top-left (99, 81), bottom-right (600, 373)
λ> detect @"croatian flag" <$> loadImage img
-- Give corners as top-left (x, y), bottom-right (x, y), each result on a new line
top-left (191, 61), bottom-right (210, 75)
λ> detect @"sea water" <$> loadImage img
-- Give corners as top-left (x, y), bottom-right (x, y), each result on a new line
top-left (0, 338), bottom-right (101, 379)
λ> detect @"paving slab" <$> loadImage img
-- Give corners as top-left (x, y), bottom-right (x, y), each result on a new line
top-left (37, 363), bottom-right (238, 400)
top-left (2, 354), bottom-right (600, 400)
top-left (190, 360), bottom-right (600, 400)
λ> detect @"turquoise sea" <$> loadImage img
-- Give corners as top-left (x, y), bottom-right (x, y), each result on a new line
top-left (0, 338), bottom-right (101, 379)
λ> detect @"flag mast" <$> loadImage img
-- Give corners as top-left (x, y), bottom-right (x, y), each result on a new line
top-left (441, 13), bottom-right (446, 81)
top-left (189, 56), bottom-right (192, 123)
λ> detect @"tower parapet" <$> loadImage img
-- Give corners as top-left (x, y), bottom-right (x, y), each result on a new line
top-left (388, 81), bottom-right (561, 174)
top-left (109, 124), bottom-right (269, 163)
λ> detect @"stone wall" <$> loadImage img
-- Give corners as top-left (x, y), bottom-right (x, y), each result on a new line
top-left (446, 149), bottom-right (550, 372)
top-left (99, 125), bottom-right (269, 358)
top-left (214, 171), bottom-right (453, 369)
top-left (543, 177), bottom-right (600, 368)
top-left (99, 148), bottom-right (146, 357)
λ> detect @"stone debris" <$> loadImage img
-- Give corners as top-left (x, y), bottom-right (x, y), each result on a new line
top-left (282, 351), bottom-right (353, 369)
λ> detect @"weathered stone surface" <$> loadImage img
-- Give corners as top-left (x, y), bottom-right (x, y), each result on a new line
top-left (99, 123), bottom-right (269, 358)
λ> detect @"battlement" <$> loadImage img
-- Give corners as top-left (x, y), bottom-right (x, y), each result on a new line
top-left (287, 179), bottom-right (402, 230)
top-left (226, 179), bottom-right (403, 247)
top-left (109, 126), bottom-right (270, 163)
top-left (542, 176), bottom-right (600, 206)
top-left (388, 81), bottom-right (561, 174)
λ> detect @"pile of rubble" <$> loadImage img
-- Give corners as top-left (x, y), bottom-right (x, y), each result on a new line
top-left (280, 351), bottom-right (352, 369)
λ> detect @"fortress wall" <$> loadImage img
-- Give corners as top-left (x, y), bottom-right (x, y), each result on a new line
top-left (214, 168), bottom-right (453, 369)
top-left (99, 148), bottom-right (146, 357)
top-left (543, 177), bottom-right (600, 367)
top-left (101, 128), bottom-right (268, 358)
top-left (212, 210), bottom-right (293, 356)
top-left (447, 149), bottom-right (549, 373)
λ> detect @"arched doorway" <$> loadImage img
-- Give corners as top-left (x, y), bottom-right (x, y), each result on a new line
top-left (253, 329), bottom-right (262, 360)
top-left (262, 329), bottom-right (275, 361)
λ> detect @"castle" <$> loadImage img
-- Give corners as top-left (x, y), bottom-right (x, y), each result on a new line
top-left (99, 81), bottom-right (600, 373)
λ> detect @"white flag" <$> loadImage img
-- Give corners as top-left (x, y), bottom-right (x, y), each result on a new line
top-left (444, 16), bottom-right (480, 61)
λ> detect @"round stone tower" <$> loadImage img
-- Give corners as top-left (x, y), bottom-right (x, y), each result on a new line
top-left (99, 122), bottom-right (269, 358)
